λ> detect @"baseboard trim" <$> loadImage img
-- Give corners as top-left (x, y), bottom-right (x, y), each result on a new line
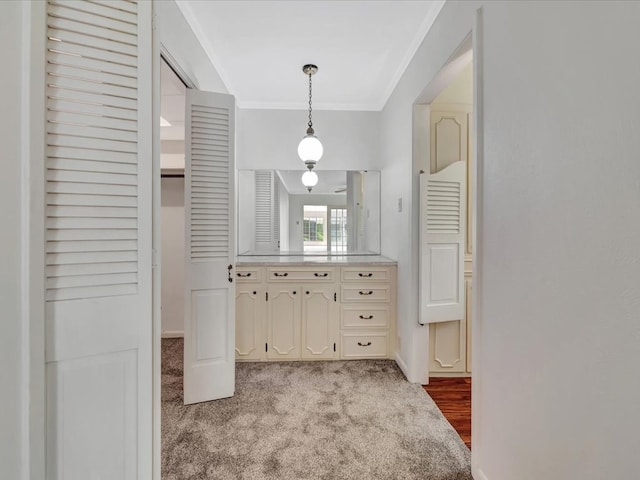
top-left (161, 330), bottom-right (184, 338)
top-left (395, 352), bottom-right (411, 381)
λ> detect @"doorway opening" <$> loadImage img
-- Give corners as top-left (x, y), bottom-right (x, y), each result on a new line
top-left (414, 35), bottom-right (474, 450)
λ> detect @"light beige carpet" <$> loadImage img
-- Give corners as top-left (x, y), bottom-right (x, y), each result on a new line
top-left (162, 338), bottom-right (471, 480)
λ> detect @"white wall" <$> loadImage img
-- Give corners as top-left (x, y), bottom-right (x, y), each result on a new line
top-left (0, 3), bottom-right (26, 478)
top-left (236, 109), bottom-right (380, 170)
top-left (383, 0), bottom-right (640, 478)
top-left (161, 178), bottom-right (185, 335)
top-left (156, 0), bottom-right (228, 93)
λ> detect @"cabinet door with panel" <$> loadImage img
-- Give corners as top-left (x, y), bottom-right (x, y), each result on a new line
top-left (235, 286), bottom-right (265, 361)
top-left (429, 319), bottom-right (467, 373)
top-left (301, 285), bottom-right (337, 360)
top-left (267, 285), bottom-right (301, 360)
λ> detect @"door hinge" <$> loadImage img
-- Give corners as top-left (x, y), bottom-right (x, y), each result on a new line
top-left (334, 292), bottom-right (337, 302)
top-left (265, 343), bottom-right (268, 353)
top-left (333, 342), bottom-right (336, 352)
top-left (266, 292), bottom-right (269, 301)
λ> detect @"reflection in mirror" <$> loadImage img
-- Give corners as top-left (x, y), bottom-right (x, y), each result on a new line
top-left (237, 170), bottom-right (380, 255)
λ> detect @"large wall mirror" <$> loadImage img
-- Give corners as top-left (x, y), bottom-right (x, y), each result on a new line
top-left (238, 170), bottom-right (380, 255)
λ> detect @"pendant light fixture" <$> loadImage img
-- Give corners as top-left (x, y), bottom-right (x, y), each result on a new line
top-left (298, 64), bottom-right (322, 192)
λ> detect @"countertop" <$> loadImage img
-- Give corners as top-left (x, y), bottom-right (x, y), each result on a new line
top-left (236, 255), bottom-right (397, 266)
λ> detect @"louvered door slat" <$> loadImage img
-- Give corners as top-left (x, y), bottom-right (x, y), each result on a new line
top-left (47, 15), bottom-right (136, 47)
top-left (50, 0), bottom-right (137, 23)
top-left (90, 0), bottom-right (138, 14)
top-left (48, 27), bottom-right (137, 56)
top-left (46, 169), bottom-right (136, 185)
top-left (47, 158), bottom-right (137, 176)
top-left (47, 261), bottom-right (137, 278)
top-left (47, 73), bottom-right (137, 100)
top-left (188, 103), bottom-right (230, 260)
top-left (48, 3), bottom-right (137, 34)
top-left (47, 146), bottom-right (137, 164)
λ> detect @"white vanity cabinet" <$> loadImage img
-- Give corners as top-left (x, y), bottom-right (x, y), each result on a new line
top-left (339, 266), bottom-right (396, 359)
top-left (235, 267), bottom-right (265, 361)
top-left (235, 261), bottom-right (396, 362)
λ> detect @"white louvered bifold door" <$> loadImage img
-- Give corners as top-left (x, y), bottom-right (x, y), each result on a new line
top-left (44, 1), bottom-right (152, 479)
top-left (419, 161), bottom-right (466, 324)
top-left (183, 89), bottom-right (236, 405)
top-left (254, 170), bottom-right (276, 252)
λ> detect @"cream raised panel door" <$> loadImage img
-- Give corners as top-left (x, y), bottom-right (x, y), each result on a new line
top-left (235, 286), bottom-right (264, 361)
top-left (430, 110), bottom-right (468, 175)
top-left (44, 1), bottom-right (152, 478)
top-left (183, 89), bottom-right (236, 405)
top-left (429, 320), bottom-right (467, 373)
top-left (267, 285), bottom-right (301, 360)
top-left (301, 286), bottom-right (337, 360)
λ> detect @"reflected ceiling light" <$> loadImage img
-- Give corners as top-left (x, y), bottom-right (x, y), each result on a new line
top-left (301, 170), bottom-right (318, 193)
top-left (160, 116), bottom-right (171, 127)
top-left (298, 64), bottom-right (323, 170)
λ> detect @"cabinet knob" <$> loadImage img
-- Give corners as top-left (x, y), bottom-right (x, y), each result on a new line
top-left (293, 291), bottom-right (297, 295)
top-left (306, 291), bottom-right (310, 295)
top-left (357, 341), bottom-right (372, 347)
top-left (358, 290), bottom-right (373, 296)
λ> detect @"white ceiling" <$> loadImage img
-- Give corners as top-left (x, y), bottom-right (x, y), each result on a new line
top-left (160, 60), bottom-right (186, 141)
top-left (176, 0), bottom-right (446, 111)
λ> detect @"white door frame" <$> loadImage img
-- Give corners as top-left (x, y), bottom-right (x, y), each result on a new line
top-left (151, 38), bottom-right (198, 480)
top-left (410, 7), bottom-right (484, 477)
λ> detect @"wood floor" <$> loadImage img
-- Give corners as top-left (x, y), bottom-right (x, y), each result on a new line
top-left (423, 377), bottom-right (472, 450)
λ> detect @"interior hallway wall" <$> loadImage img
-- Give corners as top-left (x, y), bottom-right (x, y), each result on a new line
top-left (0, 2), bottom-right (28, 478)
top-left (381, 0), bottom-right (640, 478)
top-left (161, 177), bottom-right (185, 336)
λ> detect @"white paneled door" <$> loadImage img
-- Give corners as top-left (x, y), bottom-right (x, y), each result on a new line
top-left (419, 161), bottom-right (466, 324)
top-left (183, 89), bottom-right (236, 405)
top-left (44, 1), bottom-right (152, 478)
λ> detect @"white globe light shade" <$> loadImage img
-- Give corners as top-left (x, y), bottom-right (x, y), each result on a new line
top-left (301, 170), bottom-right (318, 188)
top-left (297, 135), bottom-right (323, 163)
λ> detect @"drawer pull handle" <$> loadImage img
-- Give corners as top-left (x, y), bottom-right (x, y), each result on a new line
top-left (359, 273), bottom-right (373, 278)
top-left (357, 341), bottom-right (372, 347)
top-left (314, 272), bottom-right (328, 277)
top-left (273, 272), bottom-right (288, 277)
top-left (359, 290), bottom-right (374, 296)
top-left (359, 315), bottom-right (374, 320)
top-left (237, 272), bottom-right (252, 278)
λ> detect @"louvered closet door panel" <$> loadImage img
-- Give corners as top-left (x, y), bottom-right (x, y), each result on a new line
top-left (44, 1), bottom-right (152, 479)
top-left (420, 161), bottom-right (466, 325)
top-left (184, 89), bottom-right (236, 405)
top-left (254, 170), bottom-right (275, 251)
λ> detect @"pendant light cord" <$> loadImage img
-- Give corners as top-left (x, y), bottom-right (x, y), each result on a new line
top-left (308, 73), bottom-right (313, 129)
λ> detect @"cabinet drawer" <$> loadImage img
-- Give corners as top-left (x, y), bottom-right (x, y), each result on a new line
top-left (267, 267), bottom-right (335, 282)
top-left (341, 285), bottom-right (390, 302)
top-left (341, 267), bottom-right (391, 283)
top-left (235, 266), bottom-right (263, 283)
top-left (341, 332), bottom-right (388, 358)
top-left (341, 306), bottom-right (389, 328)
